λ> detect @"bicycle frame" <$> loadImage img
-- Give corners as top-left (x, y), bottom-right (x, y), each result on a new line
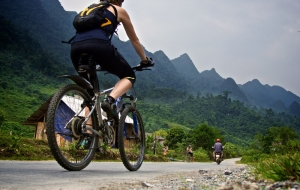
top-left (60, 73), bottom-right (139, 143)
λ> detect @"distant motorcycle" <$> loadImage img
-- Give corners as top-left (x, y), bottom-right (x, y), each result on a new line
top-left (212, 146), bottom-right (223, 165)
top-left (214, 152), bottom-right (222, 165)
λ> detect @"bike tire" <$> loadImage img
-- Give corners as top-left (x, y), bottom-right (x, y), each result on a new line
top-left (46, 84), bottom-right (98, 171)
top-left (118, 106), bottom-right (145, 171)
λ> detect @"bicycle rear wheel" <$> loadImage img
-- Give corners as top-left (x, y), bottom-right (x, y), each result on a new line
top-left (46, 84), bottom-right (98, 171)
top-left (118, 106), bottom-right (145, 171)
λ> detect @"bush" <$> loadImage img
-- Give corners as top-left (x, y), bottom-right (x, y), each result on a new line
top-left (255, 152), bottom-right (300, 181)
top-left (223, 142), bottom-right (244, 158)
top-left (193, 148), bottom-right (210, 162)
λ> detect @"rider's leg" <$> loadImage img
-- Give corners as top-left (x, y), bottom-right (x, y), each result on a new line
top-left (109, 78), bottom-right (132, 100)
top-left (101, 78), bottom-right (133, 119)
top-left (85, 108), bottom-right (93, 134)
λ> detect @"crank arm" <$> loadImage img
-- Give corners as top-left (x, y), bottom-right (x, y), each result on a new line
top-left (86, 127), bottom-right (103, 138)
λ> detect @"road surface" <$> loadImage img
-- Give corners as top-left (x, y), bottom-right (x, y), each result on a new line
top-left (0, 158), bottom-right (242, 189)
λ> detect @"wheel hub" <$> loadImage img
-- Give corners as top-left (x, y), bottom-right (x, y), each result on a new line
top-left (71, 117), bottom-right (83, 139)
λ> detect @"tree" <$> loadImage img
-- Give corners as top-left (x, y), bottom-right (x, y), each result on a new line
top-left (154, 129), bottom-right (168, 139)
top-left (261, 126), bottom-right (299, 154)
top-left (191, 123), bottom-right (224, 151)
top-left (165, 127), bottom-right (187, 149)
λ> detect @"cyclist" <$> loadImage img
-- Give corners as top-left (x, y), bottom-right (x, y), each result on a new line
top-left (70, 0), bottom-right (154, 120)
top-left (213, 139), bottom-right (223, 160)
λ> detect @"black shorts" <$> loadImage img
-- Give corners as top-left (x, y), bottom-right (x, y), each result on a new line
top-left (70, 39), bottom-right (136, 85)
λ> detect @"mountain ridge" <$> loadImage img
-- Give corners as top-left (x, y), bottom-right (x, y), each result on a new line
top-left (0, 0), bottom-right (299, 118)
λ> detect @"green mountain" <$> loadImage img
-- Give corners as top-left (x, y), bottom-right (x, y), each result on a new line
top-left (287, 101), bottom-right (300, 118)
top-left (0, 14), bottom-right (71, 136)
top-left (0, 0), bottom-right (300, 145)
top-left (219, 78), bottom-right (249, 103)
top-left (0, 0), bottom-right (76, 67)
top-left (239, 79), bottom-right (300, 113)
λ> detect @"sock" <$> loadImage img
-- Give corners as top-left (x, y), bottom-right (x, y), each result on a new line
top-left (107, 95), bottom-right (116, 103)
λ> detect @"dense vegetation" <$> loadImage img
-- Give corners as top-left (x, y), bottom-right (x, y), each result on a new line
top-left (0, 16), bottom-right (71, 137)
top-left (241, 126), bottom-right (300, 181)
top-left (138, 92), bottom-right (300, 146)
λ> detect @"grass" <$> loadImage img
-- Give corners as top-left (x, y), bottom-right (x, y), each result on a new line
top-left (254, 153), bottom-right (300, 181)
top-left (0, 135), bottom-right (53, 160)
top-left (0, 131), bottom-right (168, 162)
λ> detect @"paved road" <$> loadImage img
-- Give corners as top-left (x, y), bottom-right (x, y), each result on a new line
top-left (0, 158), bottom-right (241, 190)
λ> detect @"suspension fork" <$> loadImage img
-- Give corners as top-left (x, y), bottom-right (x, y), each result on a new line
top-left (123, 96), bottom-right (139, 137)
top-left (130, 96), bottom-right (139, 135)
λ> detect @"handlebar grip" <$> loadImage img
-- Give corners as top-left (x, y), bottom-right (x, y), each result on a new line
top-left (133, 57), bottom-right (155, 71)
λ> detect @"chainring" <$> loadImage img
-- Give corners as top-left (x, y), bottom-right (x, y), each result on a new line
top-left (103, 122), bottom-right (115, 146)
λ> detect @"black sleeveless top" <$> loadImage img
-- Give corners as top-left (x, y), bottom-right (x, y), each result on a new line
top-left (72, 8), bottom-right (118, 43)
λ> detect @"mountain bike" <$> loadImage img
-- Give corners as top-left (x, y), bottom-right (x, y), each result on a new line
top-left (46, 54), bottom-right (153, 171)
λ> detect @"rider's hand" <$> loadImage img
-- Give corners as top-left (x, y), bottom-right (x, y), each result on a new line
top-left (139, 57), bottom-right (154, 68)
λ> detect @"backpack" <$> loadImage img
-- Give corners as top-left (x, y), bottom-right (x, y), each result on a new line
top-left (73, 1), bottom-right (118, 33)
top-left (62, 1), bottom-right (117, 43)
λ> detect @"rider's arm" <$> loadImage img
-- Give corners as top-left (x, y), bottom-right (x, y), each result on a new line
top-left (117, 7), bottom-right (147, 62)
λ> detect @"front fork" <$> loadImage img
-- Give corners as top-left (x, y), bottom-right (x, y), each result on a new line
top-left (123, 98), bottom-right (139, 139)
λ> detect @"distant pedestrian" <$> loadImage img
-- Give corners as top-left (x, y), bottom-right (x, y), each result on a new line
top-left (163, 145), bottom-right (168, 156)
top-left (186, 145), bottom-right (194, 162)
top-left (152, 139), bottom-right (157, 154)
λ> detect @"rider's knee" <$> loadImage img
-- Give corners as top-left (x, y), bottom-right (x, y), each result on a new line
top-left (125, 77), bottom-right (136, 86)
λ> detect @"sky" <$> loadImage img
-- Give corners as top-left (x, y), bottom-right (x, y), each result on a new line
top-left (59, 0), bottom-right (300, 97)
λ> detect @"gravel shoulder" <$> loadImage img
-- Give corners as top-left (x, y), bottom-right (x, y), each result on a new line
top-left (97, 158), bottom-right (249, 190)
top-left (97, 158), bottom-right (299, 190)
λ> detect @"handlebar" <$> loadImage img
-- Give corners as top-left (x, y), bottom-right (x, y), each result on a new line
top-left (96, 59), bottom-right (155, 72)
top-left (132, 65), bottom-right (153, 71)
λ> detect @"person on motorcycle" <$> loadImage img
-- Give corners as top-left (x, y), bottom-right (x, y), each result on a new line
top-left (213, 139), bottom-right (223, 160)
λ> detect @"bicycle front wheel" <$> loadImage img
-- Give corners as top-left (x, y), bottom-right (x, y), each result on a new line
top-left (118, 106), bottom-right (145, 171)
top-left (46, 84), bottom-right (98, 171)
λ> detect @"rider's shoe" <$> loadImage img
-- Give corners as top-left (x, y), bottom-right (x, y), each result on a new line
top-left (82, 137), bottom-right (91, 149)
top-left (101, 96), bottom-right (118, 121)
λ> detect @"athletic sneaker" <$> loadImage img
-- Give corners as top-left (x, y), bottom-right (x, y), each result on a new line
top-left (82, 137), bottom-right (91, 149)
top-left (101, 97), bottom-right (118, 121)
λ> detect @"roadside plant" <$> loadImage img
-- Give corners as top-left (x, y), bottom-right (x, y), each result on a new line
top-left (193, 148), bottom-right (210, 162)
top-left (255, 152), bottom-right (300, 181)
top-left (8, 133), bottom-right (23, 153)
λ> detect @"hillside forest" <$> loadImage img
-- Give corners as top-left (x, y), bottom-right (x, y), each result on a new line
top-left (0, 0), bottom-right (300, 153)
